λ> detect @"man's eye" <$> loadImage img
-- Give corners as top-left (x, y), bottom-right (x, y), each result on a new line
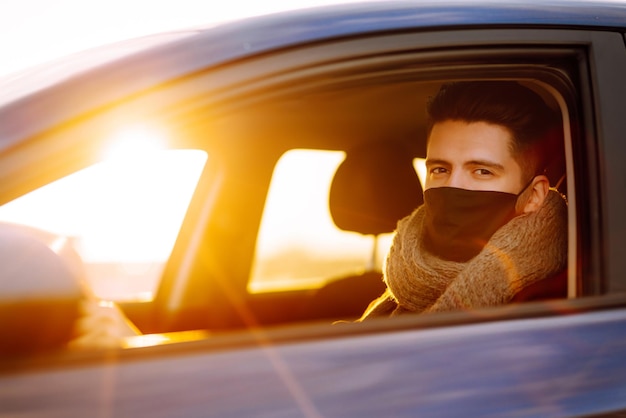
top-left (430, 167), bottom-right (448, 175)
top-left (474, 168), bottom-right (493, 176)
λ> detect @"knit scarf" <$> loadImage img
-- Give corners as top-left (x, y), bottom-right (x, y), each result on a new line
top-left (361, 189), bottom-right (568, 319)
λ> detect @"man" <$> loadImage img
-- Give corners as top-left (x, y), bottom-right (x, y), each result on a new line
top-left (360, 81), bottom-right (568, 319)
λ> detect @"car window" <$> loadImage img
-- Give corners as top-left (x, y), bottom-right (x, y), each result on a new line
top-left (249, 149), bottom-right (428, 293)
top-left (0, 146), bottom-right (207, 302)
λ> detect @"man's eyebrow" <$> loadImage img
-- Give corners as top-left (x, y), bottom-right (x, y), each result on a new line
top-left (465, 159), bottom-right (505, 171)
top-left (424, 158), bottom-right (450, 166)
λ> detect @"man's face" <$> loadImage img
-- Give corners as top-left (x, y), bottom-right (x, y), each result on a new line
top-left (425, 120), bottom-right (525, 193)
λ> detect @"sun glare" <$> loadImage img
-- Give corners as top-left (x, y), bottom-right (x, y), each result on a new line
top-left (0, 124), bottom-right (208, 300)
top-left (102, 125), bottom-right (168, 161)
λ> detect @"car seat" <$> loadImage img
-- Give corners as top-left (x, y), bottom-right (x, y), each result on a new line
top-left (306, 140), bottom-right (423, 321)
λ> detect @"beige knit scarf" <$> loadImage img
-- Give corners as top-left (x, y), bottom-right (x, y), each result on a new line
top-left (361, 189), bottom-right (568, 319)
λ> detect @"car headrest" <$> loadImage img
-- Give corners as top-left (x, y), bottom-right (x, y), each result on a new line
top-left (0, 223), bottom-right (86, 355)
top-left (329, 140), bottom-right (423, 235)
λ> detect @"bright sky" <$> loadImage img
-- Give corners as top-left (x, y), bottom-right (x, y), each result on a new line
top-left (0, 0), bottom-right (367, 79)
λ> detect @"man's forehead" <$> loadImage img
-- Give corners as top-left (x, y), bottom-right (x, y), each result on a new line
top-left (426, 120), bottom-right (515, 162)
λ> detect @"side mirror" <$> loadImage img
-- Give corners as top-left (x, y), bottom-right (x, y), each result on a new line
top-left (0, 223), bottom-right (86, 356)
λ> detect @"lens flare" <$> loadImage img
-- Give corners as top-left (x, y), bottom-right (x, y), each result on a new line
top-left (102, 125), bottom-right (167, 161)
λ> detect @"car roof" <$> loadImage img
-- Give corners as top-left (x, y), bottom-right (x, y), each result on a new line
top-left (1, 0), bottom-right (625, 149)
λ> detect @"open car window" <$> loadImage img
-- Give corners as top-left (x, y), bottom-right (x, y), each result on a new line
top-left (149, 31), bottom-right (585, 331)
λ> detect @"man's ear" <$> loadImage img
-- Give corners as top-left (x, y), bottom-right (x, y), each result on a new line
top-left (521, 175), bottom-right (550, 213)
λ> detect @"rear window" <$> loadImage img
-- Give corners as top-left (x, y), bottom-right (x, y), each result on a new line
top-left (248, 149), bottom-right (430, 293)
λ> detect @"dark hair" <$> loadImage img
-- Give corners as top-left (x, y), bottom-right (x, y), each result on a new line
top-left (426, 81), bottom-right (562, 181)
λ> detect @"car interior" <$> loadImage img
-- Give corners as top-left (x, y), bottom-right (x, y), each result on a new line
top-left (147, 74), bottom-right (570, 334)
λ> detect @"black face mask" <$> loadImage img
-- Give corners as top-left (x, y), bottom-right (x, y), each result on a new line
top-left (423, 184), bottom-right (530, 262)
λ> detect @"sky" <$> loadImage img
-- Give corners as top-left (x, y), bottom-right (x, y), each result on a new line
top-left (0, 0), bottom-right (366, 79)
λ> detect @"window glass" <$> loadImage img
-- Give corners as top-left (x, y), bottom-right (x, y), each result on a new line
top-left (414, 158), bottom-right (427, 187)
top-left (249, 149), bottom-right (399, 293)
top-left (0, 149), bottom-right (207, 302)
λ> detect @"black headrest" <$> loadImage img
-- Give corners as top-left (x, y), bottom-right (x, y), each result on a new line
top-left (329, 141), bottom-right (423, 235)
